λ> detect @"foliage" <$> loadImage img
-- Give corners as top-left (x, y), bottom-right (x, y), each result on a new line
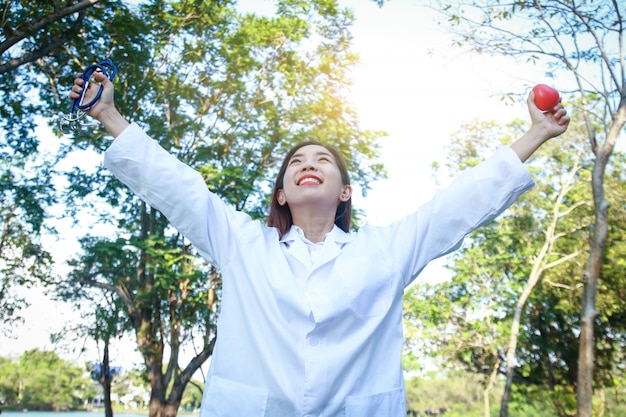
top-left (0, 92), bottom-right (56, 333)
top-left (0, 0), bottom-right (389, 416)
top-left (425, 1), bottom-right (626, 416)
top-left (405, 371), bottom-right (563, 417)
top-left (0, 157), bottom-right (55, 331)
top-left (0, 349), bottom-right (96, 410)
top-left (0, 355), bottom-right (19, 406)
top-left (405, 371), bottom-right (485, 415)
top-left (404, 113), bottom-right (626, 416)
top-left (181, 378), bottom-right (203, 411)
top-left (0, 0), bottom-right (128, 332)
top-left (405, 370), bottom-right (626, 417)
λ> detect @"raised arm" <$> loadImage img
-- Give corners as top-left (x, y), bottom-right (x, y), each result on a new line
top-left (510, 90), bottom-right (570, 163)
top-left (70, 71), bottom-right (252, 267)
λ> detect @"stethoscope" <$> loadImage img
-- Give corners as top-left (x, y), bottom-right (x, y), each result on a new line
top-left (59, 58), bottom-right (117, 134)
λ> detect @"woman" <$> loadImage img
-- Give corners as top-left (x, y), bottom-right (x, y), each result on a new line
top-left (70, 71), bottom-right (569, 417)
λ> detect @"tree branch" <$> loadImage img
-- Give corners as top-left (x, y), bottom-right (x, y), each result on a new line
top-left (0, 0), bottom-right (102, 54)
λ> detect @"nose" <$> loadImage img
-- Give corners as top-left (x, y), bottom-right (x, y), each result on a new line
top-left (301, 161), bottom-right (317, 171)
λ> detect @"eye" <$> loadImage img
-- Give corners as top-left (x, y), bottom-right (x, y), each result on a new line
top-left (319, 156), bottom-right (332, 163)
top-left (289, 158), bottom-right (301, 165)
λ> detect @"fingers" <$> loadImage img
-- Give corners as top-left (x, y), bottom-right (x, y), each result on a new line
top-left (68, 71), bottom-right (111, 101)
top-left (554, 106), bottom-right (570, 127)
top-left (545, 102), bottom-right (568, 124)
top-left (546, 104), bottom-right (570, 137)
top-left (69, 83), bottom-right (84, 100)
top-left (92, 71), bottom-right (112, 89)
top-left (69, 73), bottom-right (85, 100)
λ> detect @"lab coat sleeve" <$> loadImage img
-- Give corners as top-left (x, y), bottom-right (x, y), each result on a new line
top-left (103, 123), bottom-right (250, 267)
top-left (381, 146), bottom-right (535, 288)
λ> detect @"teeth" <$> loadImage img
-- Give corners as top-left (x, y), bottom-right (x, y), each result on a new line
top-left (299, 177), bottom-right (320, 185)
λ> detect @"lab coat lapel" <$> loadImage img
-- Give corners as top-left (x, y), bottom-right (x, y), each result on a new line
top-left (309, 227), bottom-right (354, 269)
top-left (280, 228), bottom-right (311, 268)
top-left (314, 237), bottom-right (341, 268)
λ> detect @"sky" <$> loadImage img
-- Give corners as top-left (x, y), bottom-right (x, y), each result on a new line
top-left (0, 0), bottom-right (556, 374)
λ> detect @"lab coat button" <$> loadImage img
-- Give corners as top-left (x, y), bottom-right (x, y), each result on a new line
top-left (308, 337), bottom-right (319, 346)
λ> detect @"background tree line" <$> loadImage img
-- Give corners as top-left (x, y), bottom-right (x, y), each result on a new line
top-left (3, 349), bottom-right (621, 416)
top-left (1, 1), bottom-right (624, 417)
top-left (0, 349), bottom-right (203, 411)
top-left (0, 350), bottom-right (96, 411)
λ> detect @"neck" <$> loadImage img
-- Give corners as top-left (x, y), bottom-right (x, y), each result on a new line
top-left (290, 206), bottom-right (337, 243)
top-left (303, 229), bottom-right (332, 240)
top-left (293, 222), bottom-right (335, 243)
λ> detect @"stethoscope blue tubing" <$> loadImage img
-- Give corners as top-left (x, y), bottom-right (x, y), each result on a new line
top-left (71, 58), bottom-right (117, 112)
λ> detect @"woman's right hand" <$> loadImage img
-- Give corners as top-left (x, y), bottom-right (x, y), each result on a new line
top-left (69, 70), bottom-right (129, 137)
top-left (69, 70), bottom-right (115, 122)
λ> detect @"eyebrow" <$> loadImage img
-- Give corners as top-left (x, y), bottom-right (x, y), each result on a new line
top-left (291, 150), bottom-right (333, 159)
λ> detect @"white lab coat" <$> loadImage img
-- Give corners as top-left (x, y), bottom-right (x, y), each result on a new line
top-left (104, 123), bottom-right (535, 417)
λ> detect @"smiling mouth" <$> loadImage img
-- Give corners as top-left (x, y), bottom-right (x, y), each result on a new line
top-left (298, 176), bottom-right (321, 185)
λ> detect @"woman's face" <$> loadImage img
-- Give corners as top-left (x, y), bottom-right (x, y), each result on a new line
top-left (277, 144), bottom-right (352, 210)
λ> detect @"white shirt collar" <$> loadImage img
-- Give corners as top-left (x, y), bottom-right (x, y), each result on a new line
top-left (279, 224), bottom-right (354, 245)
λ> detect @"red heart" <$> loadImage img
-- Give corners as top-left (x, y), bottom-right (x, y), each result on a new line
top-left (532, 84), bottom-right (560, 111)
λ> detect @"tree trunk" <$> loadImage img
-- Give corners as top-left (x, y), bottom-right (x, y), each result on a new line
top-left (485, 356), bottom-right (500, 417)
top-left (101, 340), bottom-right (114, 417)
top-left (501, 247), bottom-right (549, 417)
top-left (576, 164), bottom-right (606, 417)
top-left (576, 101), bottom-right (625, 417)
top-left (501, 153), bottom-right (582, 417)
top-left (148, 398), bottom-right (181, 417)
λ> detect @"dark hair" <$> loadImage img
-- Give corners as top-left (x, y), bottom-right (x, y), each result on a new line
top-left (267, 140), bottom-right (352, 237)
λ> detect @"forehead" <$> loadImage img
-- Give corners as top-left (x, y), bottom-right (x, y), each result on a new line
top-left (291, 144), bottom-right (333, 158)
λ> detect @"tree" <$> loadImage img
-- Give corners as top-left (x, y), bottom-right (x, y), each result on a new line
top-left (0, 0), bottom-right (127, 334)
top-left (405, 119), bottom-right (533, 417)
top-left (0, 156), bottom-right (55, 333)
top-left (0, 0), bottom-right (386, 355)
top-left (0, 0), bottom-right (106, 75)
top-left (88, 295), bottom-right (128, 417)
top-left (0, 349), bottom-right (96, 410)
top-left (404, 114), bottom-right (626, 416)
top-left (21, 1), bottom-right (388, 417)
top-left (498, 117), bottom-right (591, 416)
top-left (430, 1), bottom-right (626, 415)
top-left (181, 378), bottom-right (204, 411)
top-left (0, 354), bottom-right (20, 406)
top-left (1, 0), bottom-right (388, 414)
